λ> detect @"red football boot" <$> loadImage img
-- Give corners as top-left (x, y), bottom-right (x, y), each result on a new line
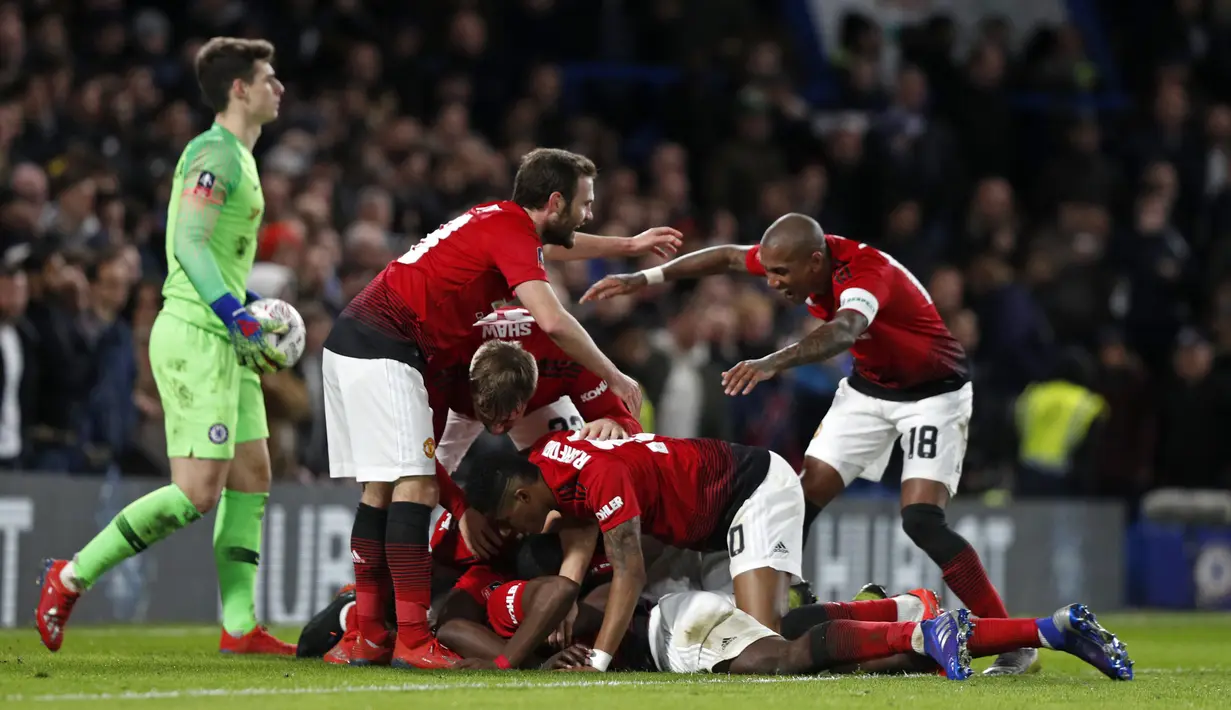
top-left (906, 588), bottom-right (943, 621)
top-left (391, 637), bottom-right (461, 670)
top-left (35, 559), bottom-right (80, 652)
top-left (324, 629), bottom-right (359, 665)
top-left (219, 626), bottom-right (297, 656)
top-left (348, 631), bottom-right (395, 666)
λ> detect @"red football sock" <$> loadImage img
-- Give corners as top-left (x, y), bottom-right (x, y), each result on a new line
top-left (942, 545), bottom-right (1009, 619)
top-left (350, 504), bottom-right (391, 643)
top-left (811, 620), bottom-right (918, 666)
top-left (386, 501), bottom-right (433, 647)
top-left (819, 598), bottom-right (900, 622)
top-left (968, 618), bottom-right (1041, 657)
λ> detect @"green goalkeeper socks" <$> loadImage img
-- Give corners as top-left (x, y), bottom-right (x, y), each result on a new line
top-left (214, 489), bottom-right (268, 636)
top-left (71, 484), bottom-right (202, 589)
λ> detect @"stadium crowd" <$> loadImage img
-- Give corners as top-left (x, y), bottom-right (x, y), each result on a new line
top-left (1, 0), bottom-right (1230, 501)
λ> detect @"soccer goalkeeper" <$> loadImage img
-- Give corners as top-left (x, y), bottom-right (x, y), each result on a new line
top-left (36, 37), bottom-right (294, 655)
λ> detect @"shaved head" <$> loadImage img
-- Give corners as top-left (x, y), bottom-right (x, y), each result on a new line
top-left (755, 213), bottom-right (831, 304)
top-left (761, 213), bottom-right (827, 258)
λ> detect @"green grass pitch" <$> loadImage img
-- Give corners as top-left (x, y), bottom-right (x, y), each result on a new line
top-left (1, 613), bottom-right (1228, 709)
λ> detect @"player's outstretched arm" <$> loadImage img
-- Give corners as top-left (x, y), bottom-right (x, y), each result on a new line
top-left (722, 310), bottom-right (870, 396)
top-left (515, 280), bottom-right (642, 414)
top-left (544, 227), bottom-right (683, 262)
top-left (580, 244), bottom-right (754, 302)
top-left (568, 518), bottom-right (645, 672)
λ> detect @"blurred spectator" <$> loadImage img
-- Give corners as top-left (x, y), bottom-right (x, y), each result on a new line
top-left (1156, 329), bottom-right (1231, 488)
top-left (1013, 348), bottom-right (1108, 497)
top-left (0, 262), bottom-right (32, 468)
top-left (81, 246), bottom-right (136, 472)
top-left (649, 295), bottom-right (732, 440)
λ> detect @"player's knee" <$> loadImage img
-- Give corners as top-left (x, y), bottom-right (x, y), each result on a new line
top-left (393, 475), bottom-right (439, 507)
top-left (900, 503), bottom-right (946, 544)
top-left (780, 603), bottom-right (830, 641)
top-left (800, 458), bottom-right (844, 509)
top-left (179, 483), bottom-right (222, 515)
top-left (900, 503), bottom-right (966, 563)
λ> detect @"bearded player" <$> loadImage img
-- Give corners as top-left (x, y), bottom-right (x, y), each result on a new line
top-left (468, 429), bottom-right (806, 674)
top-left (583, 213), bottom-right (1033, 675)
top-left (37, 38), bottom-right (295, 655)
top-left (324, 147), bottom-right (680, 669)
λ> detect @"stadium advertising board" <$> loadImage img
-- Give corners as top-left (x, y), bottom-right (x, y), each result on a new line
top-left (0, 475), bottom-right (1125, 627)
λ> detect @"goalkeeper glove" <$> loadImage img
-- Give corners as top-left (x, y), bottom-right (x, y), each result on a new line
top-left (210, 292), bottom-right (289, 374)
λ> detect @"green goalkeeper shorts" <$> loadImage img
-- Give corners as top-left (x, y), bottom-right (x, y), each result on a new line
top-left (149, 312), bottom-right (268, 460)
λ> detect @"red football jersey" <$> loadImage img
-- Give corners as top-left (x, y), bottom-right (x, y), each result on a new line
top-left (429, 306), bottom-right (640, 433)
top-left (746, 235), bottom-right (966, 396)
top-left (527, 431), bottom-right (770, 550)
top-left (342, 202), bottom-right (548, 362)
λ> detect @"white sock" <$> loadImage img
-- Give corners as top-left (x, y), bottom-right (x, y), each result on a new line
top-left (910, 624), bottom-right (925, 654)
top-left (894, 594), bottom-right (925, 622)
top-left (59, 560), bottom-right (83, 594)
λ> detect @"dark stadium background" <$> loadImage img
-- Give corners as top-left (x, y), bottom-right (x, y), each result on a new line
top-left (2, 0), bottom-right (1231, 615)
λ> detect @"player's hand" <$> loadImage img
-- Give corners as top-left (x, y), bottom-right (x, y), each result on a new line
top-left (455, 658), bottom-right (501, 670)
top-left (229, 312), bottom-right (289, 375)
top-left (574, 418), bottom-right (627, 441)
top-left (580, 273), bottom-right (647, 303)
top-left (556, 665), bottom-right (600, 672)
top-left (607, 372), bottom-right (643, 417)
top-left (542, 644), bottom-right (591, 670)
top-left (722, 356), bottom-right (779, 396)
top-left (629, 226), bottom-right (683, 258)
top-left (459, 508), bottom-right (502, 559)
top-left (548, 602), bottom-right (579, 649)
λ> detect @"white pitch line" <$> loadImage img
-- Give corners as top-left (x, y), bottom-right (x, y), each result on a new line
top-left (6, 675), bottom-right (858, 703)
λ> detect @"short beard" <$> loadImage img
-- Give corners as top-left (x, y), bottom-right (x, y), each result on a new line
top-left (541, 224), bottom-right (575, 248)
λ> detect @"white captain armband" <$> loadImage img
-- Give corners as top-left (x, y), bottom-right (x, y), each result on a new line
top-left (837, 287), bottom-right (879, 325)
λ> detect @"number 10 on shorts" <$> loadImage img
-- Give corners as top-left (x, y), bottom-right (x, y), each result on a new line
top-left (906, 425), bottom-right (938, 460)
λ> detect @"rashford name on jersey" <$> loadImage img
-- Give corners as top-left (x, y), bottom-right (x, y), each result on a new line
top-left (528, 432), bottom-right (770, 551)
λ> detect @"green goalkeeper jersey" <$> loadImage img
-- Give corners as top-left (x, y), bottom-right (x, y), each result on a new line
top-left (161, 123), bottom-right (264, 336)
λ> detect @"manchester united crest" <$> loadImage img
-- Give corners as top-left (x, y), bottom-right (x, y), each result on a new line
top-left (424, 437), bottom-right (436, 459)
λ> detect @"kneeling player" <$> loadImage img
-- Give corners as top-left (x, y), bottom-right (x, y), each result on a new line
top-left (468, 431), bottom-right (805, 672)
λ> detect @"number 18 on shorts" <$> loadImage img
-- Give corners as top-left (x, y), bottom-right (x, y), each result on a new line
top-left (806, 380), bottom-right (974, 496)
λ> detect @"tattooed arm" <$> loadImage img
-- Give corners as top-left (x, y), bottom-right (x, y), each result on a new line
top-left (722, 310), bottom-right (870, 396)
top-left (588, 518), bottom-right (646, 668)
top-left (766, 310), bottom-right (869, 371)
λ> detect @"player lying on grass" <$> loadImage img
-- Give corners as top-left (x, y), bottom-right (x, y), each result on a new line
top-left (467, 432), bottom-right (807, 672)
top-left (584, 213), bottom-right (1032, 675)
top-left (441, 563), bottom-right (1133, 682)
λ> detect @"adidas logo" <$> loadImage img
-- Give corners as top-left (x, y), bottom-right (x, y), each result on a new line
top-left (720, 637), bottom-right (735, 651)
top-left (772, 542), bottom-right (789, 556)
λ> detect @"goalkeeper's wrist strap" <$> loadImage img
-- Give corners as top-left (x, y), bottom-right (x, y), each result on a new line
top-left (588, 649), bottom-right (612, 672)
top-left (210, 292), bottom-right (248, 328)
